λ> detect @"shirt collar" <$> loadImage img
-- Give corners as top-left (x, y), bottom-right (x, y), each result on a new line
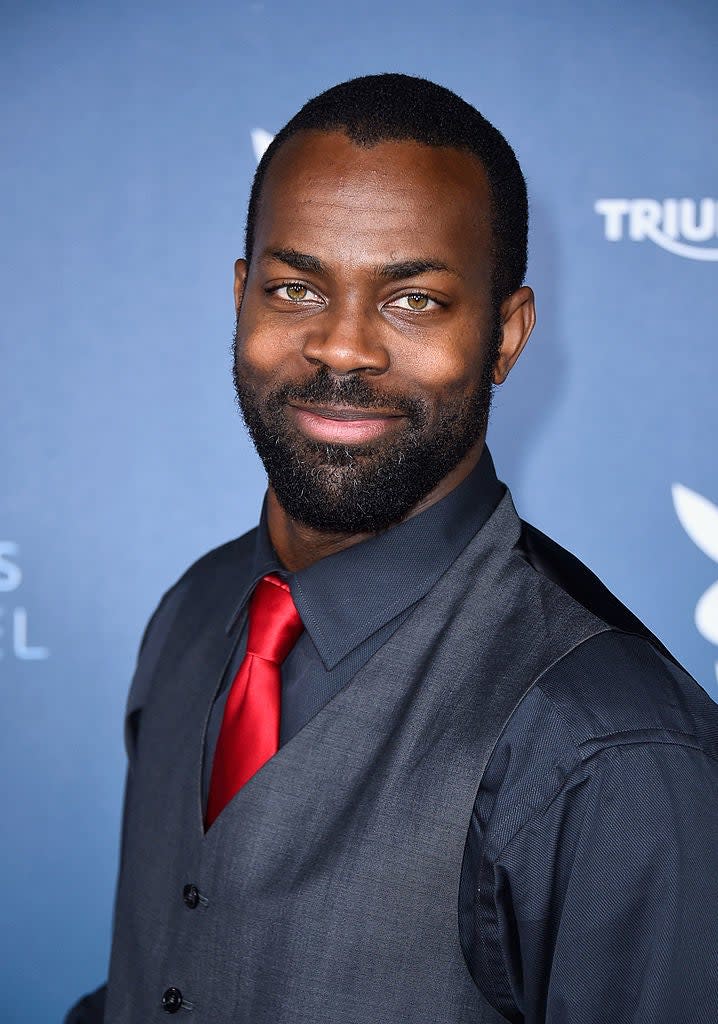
top-left (226, 445), bottom-right (505, 669)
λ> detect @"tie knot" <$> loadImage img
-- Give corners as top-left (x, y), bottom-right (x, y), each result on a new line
top-left (246, 574), bottom-right (303, 664)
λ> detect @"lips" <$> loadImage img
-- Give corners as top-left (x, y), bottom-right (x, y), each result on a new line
top-left (288, 402), bottom-right (406, 444)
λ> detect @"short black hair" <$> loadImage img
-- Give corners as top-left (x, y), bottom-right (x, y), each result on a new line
top-left (244, 73), bottom-right (528, 307)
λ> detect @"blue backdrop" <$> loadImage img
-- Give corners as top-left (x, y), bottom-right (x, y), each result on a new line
top-left (2, 1), bottom-right (717, 1020)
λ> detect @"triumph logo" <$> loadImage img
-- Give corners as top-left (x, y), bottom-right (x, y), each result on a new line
top-left (672, 486), bottom-right (718, 683)
top-left (595, 199), bottom-right (718, 261)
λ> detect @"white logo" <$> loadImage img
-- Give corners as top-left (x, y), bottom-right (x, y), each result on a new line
top-left (672, 485), bottom-right (718, 682)
top-left (0, 542), bottom-right (50, 661)
top-left (595, 199), bottom-right (718, 261)
top-left (251, 129), bottom-right (274, 163)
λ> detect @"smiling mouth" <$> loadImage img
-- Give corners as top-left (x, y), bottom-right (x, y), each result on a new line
top-left (287, 402), bottom-right (406, 443)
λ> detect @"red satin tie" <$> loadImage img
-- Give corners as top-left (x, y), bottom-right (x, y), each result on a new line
top-left (205, 574), bottom-right (303, 829)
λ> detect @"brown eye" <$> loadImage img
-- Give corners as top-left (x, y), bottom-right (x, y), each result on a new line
top-left (390, 292), bottom-right (438, 312)
top-left (285, 283), bottom-right (308, 301)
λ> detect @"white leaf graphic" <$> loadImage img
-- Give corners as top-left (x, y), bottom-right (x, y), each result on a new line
top-left (696, 581), bottom-right (718, 646)
top-left (251, 129), bottom-right (274, 163)
top-left (672, 483), bottom-right (718, 667)
top-left (671, 484), bottom-right (718, 563)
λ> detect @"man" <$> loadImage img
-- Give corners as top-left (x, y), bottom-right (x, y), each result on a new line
top-left (68, 74), bottom-right (718, 1023)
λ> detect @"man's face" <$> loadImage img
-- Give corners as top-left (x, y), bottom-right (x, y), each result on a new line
top-left (233, 130), bottom-right (525, 534)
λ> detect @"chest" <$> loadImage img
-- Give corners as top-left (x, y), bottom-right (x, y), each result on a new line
top-left (108, 506), bottom-right (606, 1022)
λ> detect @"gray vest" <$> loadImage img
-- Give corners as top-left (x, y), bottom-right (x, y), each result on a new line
top-left (105, 492), bottom-right (611, 1022)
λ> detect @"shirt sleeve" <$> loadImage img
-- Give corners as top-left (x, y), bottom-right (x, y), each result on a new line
top-left (470, 739), bottom-right (718, 1023)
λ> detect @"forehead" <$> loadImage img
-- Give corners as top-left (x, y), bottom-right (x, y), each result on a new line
top-left (253, 130), bottom-right (493, 273)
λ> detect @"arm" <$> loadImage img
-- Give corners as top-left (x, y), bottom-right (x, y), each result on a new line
top-left (475, 741), bottom-right (718, 1023)
top-left (64, 583), bottom-right (181, 1023)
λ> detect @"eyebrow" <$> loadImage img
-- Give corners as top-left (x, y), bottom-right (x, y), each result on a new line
top-left (263, 248), bottom-right (459, 282)
top-left (376, 258), bottom-right (457, 281)
top-left (264, 248), bottom-right (327, 275)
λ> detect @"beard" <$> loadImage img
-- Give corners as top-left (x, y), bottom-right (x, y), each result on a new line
top-left (233, 322), bottom-right (500, 534)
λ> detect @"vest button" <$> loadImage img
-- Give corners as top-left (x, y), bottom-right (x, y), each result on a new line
top-left (183, 883), bottom-right (200, 909)
top-left (162, 987), bottom-right (183, 1013)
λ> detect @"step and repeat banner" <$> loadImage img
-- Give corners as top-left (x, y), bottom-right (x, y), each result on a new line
top-left (2, 1), bottom-right (716, 1020)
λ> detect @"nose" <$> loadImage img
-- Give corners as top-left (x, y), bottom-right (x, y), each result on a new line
top-left (301, 303), bottom-right (390, 375)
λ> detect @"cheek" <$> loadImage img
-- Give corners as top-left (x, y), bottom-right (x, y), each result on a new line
top-left (394, 329), bottom-right (484, 396)
top-left (235, 317), bottom-right (297, 380)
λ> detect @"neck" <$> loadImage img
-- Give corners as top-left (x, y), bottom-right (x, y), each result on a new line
top-left (266, 438), bottom-right (486, 572)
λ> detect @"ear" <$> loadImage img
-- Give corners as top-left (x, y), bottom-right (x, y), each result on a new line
top-left (492, 286), bottom-right (536, 385)
top-left (234, 258), bottom-right (248, 313)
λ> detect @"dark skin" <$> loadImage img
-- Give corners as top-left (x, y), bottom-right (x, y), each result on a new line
top-left (234, 130), bottom-right (535, 571)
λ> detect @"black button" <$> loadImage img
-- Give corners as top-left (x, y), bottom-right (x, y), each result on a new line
top-left (162, 987), bottom-right (183, 1014)
top-left (183, 883), bottom-right (200, 909)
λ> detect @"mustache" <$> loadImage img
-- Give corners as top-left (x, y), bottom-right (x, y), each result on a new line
top-left (267, 366), bottom-right (427, 422)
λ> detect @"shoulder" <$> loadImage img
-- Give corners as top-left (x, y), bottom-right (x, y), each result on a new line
top-left (475, 513), bottom-right (718, 854)
top-left (477, 630), bottom-right (718, 863)
top-left (510, 513), bottom-right (718, 753)
top-left (171, 528), bottom-right (259, 597)
top-left (123, 529), bottom-right (258, 727)
top-left (515, 517), bottom-right (673, 651)
top-left (537, 629), bottom-right (718, 757)
top-left (139, 528), bottom-right (258, 651)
